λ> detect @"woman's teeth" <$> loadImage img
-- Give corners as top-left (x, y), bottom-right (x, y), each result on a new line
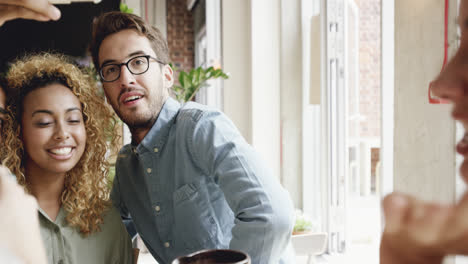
top-left (49, 147), bottom-right (72, 155)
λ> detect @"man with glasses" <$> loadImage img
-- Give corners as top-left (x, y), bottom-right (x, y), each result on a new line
top-left (90, 11), bottom-right (295, 264)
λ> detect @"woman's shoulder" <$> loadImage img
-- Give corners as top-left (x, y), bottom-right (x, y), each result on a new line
top-left (100, 205), bottom-right (127, 231)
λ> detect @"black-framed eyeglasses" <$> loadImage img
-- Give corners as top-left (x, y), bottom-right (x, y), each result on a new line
top-left (99, 55), bottom-right (165, 82)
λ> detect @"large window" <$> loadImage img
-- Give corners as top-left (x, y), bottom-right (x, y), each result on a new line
top-left (304, 0), bottom-right (382, 262)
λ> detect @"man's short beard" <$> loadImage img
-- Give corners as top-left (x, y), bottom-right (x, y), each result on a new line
top-left (122, 113), bottom-right (157, 129)
top-left (116, 95), bottom-right (166, 131)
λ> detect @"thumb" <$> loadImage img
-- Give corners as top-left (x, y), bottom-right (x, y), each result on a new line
top-left (0, 4), bottom-right (51, 26)
top-left (382, 192), bottom-right (410, 233)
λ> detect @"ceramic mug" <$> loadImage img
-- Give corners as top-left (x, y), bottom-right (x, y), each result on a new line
top-left (171, 249), bottom-right (251, 264)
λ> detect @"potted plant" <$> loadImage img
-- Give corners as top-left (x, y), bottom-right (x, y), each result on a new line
top-left (293, 209), bottom-right (316, 235)
top-left (291, 210), bottom-right (328, 258)
top-left (172, 66), bottom-right (229, 103)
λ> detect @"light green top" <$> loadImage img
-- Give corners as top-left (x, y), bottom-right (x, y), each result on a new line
top-left (38, 206), bottom-right (133, 264)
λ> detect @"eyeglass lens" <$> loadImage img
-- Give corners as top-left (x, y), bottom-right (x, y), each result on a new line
top-left (101, 56), bottom-right (149, 82)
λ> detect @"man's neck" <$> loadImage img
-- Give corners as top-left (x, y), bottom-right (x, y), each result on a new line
top-left (129, 104), bottom-right (165, 145)
top-left (130, 126), bottom-right (152, 145)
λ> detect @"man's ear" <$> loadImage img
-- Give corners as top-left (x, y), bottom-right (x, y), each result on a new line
top-left (163, 65), bottom-right (174, 88)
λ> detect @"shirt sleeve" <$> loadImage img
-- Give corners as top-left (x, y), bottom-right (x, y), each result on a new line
top-left (111, 165), bottom-right (130, 218)
top-left (188, 110), bottom-right (295, 264)
top-left (108, 207), bottom-right (134, 264)
top-left (118, 223), bottom-right (134, 264)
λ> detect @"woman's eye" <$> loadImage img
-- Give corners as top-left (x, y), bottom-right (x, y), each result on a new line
top-left (36, 122), bottom-right (52, 127)
top-left (68, 119), bottom-right (81, 124)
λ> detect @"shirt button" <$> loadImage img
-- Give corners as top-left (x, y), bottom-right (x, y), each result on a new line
top-left (147, 168), bottom-right (152, 173)
top-left (133, 148), bottom-right (137, 154)
top-left (154, 148), bottom-right (159, 153)
top-left (154, 205), bottom-right (161, 212)
top-left (54, 227), bottom-right (60, 233)
top-left (57, 260), bottom-right (63, 264)
top-left (164, 242), bottom-right (170, 248)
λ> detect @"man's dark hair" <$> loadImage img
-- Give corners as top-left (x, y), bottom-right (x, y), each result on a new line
top-left (90, 11), bottom-right (170, 69)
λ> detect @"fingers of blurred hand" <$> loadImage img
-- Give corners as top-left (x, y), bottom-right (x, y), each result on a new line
top-left (0, 166), bottom-right (36, 210)
top-left (0, 0), bottom-right (60, 21)
top-left (383, 192), bottom-right (410, 233)
top-left (0, 4), bottom-right (51, 27)
top-left (0, 166), bottom-right (15, 196)
top-left (440, 191), bottom-right (468, 254)
top-left (383, 193), bottom-right (457, 254)
top-left (0, 172), bottom-right (37, 213)
top-left (380, 194), bottom-right (411, 264)
top-left (0, 167), bottom-right (44, 264)
top-left (381, 194), bottom-right (449, 264)
top-left (383, 193), bottom-right (444, 244)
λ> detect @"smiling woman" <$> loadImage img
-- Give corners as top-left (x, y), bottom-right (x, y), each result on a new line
top-left (20, 84), bottom-right (87, 181)
top-left (0, 53), bottom-right (134, 264)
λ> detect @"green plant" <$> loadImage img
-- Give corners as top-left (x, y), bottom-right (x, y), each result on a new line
top-left (293, 209), bottom-right (316, 233)
top-left (120, 3), bottom-right (134, 14)
top-left (294, 218), bottom-right (313, 233)
top-left (172, 66), bottom-right (229, 103)
top-left (82, 62), bottom-right (100, 83)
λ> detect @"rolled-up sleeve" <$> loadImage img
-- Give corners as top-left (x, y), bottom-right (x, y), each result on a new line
top-left (189, 111), bottom-right (295, 263)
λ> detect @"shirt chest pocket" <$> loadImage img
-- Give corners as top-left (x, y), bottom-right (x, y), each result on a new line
top-left (173, 183), bottom-right (218, 250)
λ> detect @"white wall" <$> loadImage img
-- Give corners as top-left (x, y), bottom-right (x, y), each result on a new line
top-left (280, 0), bottom-right (303, 207)
top-left (250, 0), bottom-right (281, 180)
top-left (222, 1), bottom-right (252, 143)
top-left (394, 0), bottom-right (456, 203)
top-left (222, 0), bottom-right (282, 181)
top-left (381, 0), bottom-right (394, 199)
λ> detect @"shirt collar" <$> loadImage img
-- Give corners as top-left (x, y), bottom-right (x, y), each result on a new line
top-left (136, 97), bottom-right (180, 153)
top-left (38, 206), bottom-right (65, 226)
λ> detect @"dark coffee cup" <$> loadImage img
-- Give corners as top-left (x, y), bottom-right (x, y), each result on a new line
top-left (171, 249), bottom-right (251, 264)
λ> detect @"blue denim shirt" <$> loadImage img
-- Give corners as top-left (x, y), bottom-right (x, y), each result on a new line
top-left (111, 98), bottom-right (295, 264)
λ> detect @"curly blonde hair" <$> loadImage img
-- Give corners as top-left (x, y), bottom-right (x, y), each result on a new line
top-left (1, 53), bottom-right (117, 236)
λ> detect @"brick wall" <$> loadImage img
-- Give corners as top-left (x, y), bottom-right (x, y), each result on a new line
top-left (166, 0), bottom-right (195, 77)
top-left (355, 0), bottom-right (381, 138)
